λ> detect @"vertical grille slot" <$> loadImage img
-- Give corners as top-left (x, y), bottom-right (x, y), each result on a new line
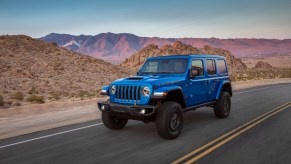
top-left (133, 86), bottom-right (136, 100)
top-left (121, 86), bottom-right (124, 99)
top-left (118, 85), bottom-right (121, 99)
top-left (129, 86), bottom-right (132, 100)
top-left (137, 86), bottom-right (141, 100)
top-left (125, 86), bottom-right (128, 100)
top-left (116, 86), bottom-right (119, 99)
top-left (123, 86), bottom-right (126, 99)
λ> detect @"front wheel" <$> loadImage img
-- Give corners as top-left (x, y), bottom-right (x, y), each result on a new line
top-left (156, 101), bottom-right (183, 139)
top-left (102, 112), bottom-right (128, 130)
top-left (214, 91), bottom-right (231, 118)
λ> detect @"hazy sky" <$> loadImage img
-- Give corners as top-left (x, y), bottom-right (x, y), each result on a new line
top-left (0, 0), bottom-right (291, 39)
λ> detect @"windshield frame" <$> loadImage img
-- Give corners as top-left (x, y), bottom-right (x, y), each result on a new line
top-left (139, 58), bottom-right (189, 75)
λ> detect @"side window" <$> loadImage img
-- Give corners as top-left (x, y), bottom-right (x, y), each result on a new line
top-left (217, 60), bottom-right (227, 74)
top-left (191, 59), bottom-right (204, 76)
top-left (206, 59), bottom-right (216, 75)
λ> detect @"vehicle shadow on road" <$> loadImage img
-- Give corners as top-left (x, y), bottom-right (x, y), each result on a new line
top-left (100, 107), bottom-right (219, 141)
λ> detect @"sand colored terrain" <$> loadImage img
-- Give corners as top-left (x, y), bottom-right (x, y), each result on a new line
top-left (242, 56), bottom-right (291, 69)
top-left (0, 78), bottom-right (291, 140)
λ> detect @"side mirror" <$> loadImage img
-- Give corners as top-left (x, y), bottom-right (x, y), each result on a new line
top-left (190, 68), bottom-right (200, 78)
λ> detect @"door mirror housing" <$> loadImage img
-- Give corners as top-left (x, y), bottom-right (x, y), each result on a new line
top-left (190, 68), bottom-right (200, 78)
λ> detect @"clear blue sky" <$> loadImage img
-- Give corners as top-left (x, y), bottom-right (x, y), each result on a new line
top-left (0, 0), bottom-right (290, 39)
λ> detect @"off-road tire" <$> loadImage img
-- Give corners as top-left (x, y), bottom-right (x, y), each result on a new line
top-left (156, 101), bottom-right (183, 139)
top-left (102, 112), bottom-right (128, 130)
top-left (214, 91), bottom-right (231, 118)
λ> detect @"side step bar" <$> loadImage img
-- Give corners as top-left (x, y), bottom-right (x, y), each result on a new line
top-left (183, 101), bottom-right (217, 112)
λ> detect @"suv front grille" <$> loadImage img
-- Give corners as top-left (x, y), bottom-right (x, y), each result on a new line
top-left (115, 85), bottom-right (141, 101)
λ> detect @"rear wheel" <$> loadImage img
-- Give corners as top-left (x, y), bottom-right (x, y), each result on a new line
top-left (156, 101), bottom-right (183, 139)
top-left (102, 112), bottom-right (128, 130)
top-left (214, 91), bottom-right (231, 118)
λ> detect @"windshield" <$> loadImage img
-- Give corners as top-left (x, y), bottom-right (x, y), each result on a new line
top-left (140, 58), bottom-right (188, 74)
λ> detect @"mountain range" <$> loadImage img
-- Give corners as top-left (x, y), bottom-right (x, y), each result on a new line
top-left (40, 33), bottom-right (291, 63)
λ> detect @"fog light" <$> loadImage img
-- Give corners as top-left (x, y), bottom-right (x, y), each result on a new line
top-left (140, 109), bottom-right (146, 114)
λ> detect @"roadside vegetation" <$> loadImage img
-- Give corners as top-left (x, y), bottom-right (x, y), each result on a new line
top-left (26, 95), bottom-right (45, 104)
top-left (0, 95), bottom-right (4, 106)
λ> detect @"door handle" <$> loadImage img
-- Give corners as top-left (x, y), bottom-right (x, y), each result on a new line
top-left (203, 80), bottom-right (208, 85)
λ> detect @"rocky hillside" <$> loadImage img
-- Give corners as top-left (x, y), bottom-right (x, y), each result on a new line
top-left (121, 41), bottom-right (247, 79)
top-left (0, 35), bottom-right (132, 105)
top-left (254, 61), bottom-right (273, 69)
top-left (40, 33), bottom-right (291, 63)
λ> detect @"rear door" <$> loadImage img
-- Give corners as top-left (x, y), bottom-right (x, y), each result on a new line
top-left (206, 59), bottom-right (219, 101)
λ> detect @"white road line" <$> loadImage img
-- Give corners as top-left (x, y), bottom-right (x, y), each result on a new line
top-left (0, 123), bottom-right (103, 149)
top-left (234, 84), bottom-right (288, 95)
top-left (0, 84), bottom-right (289, 149)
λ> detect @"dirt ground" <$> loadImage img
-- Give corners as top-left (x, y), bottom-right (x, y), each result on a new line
top-left (1, 78), bottom-right (291, 140)
top-left (242, 56), bottom-right (291, 69)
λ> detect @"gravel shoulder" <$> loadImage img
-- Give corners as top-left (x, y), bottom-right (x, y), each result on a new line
top-left (0, 78), bottom-right (290, 140)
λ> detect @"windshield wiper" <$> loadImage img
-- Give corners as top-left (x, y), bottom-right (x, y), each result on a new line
top-left (156, 72), bottom-right (171, 74)
top-left (140, 72), bottom-right (155, 74)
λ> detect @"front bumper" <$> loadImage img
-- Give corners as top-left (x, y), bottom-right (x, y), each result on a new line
top-left (97, 101), bottom-right (158, 117)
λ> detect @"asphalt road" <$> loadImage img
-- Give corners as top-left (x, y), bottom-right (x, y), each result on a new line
top-left (0, 84), bottom-right (291, 164)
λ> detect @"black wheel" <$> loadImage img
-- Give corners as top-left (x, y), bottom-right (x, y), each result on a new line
top-left (156, 101), bottom-right (183, 139)
top-left (214, 91), bottom-right (231, 118)
top-left (102, 112), bottom-right (128, 130)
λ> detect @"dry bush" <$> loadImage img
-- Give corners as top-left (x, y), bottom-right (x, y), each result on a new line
top-left (49, 92), bottom-right (61, 100)
top-left (28, 87), bottom-right (38, 94)
top-left (0, 95), bottom-right (4, 106)
top-left (26, 95), bottom-right (45, 104)
top-left (11, 91), bottom-right (24, 101)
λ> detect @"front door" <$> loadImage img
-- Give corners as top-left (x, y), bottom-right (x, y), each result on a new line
top-left (188, 59), bottom-right (208, 106)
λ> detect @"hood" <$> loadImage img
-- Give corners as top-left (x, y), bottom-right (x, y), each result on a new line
top-left (112, 75), bottom-right (186, 88)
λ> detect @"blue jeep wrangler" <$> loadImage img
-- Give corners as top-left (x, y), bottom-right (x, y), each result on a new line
top-left (98, 55), bottom-right (232, 139)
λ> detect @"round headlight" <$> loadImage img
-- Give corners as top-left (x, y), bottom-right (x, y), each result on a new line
top-left (142, 86), bottom-right (150, 96)
top-left (110, 85), bottom-right (116, 94)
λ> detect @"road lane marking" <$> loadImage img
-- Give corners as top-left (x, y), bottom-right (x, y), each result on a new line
top-left (172, 102), bottom-right (291, 164)
top-left (0, 123), bottom-right (103, 149)
top-left (234, 84), bottom-right (289, 95)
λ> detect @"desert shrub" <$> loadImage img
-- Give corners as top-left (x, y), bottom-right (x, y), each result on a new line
top-left (6, 101), bottom-right (13, 105)
top-left (28, 87), bottom-right (38, 94)
top-left (26, 95), bottom-right (45, 104)
top-left (87, 91), bottom-right (97, 98)
top-left (0, 95), bottom-right (4, 106)
top-left (45, 49), bottom-right (54, 54)
top-left (78, 90), bottom-right (88, 98)
top-left (49, 92), bottom-right (61, 100)
top-left (13, 102), bottom-right (22, 106)
top-left (11, 91), bottom-right (24, 101)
